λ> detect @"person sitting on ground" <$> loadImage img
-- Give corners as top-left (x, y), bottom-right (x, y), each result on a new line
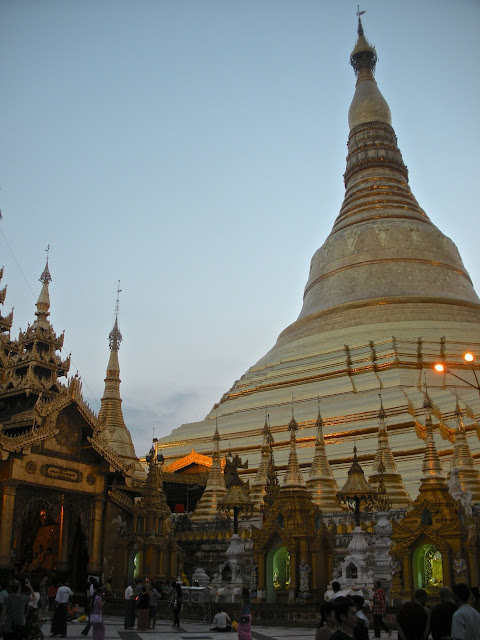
top-left (316, 601), bottom-right (338, 640)
top-left (451, 582), bottom-right (480, 640)
top-left (210, 607), bottom-right (232, 632)
top-left (329, 597), bottom-right (358, 640)
top-left (430, 586), bottom-right (457, 640)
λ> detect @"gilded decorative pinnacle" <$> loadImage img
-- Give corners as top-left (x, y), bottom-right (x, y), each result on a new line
top-left (40, 245), bottom-right (52, 284)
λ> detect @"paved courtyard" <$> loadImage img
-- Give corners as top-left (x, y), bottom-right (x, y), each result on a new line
top-left (41, 615), bottom-right (398, 640)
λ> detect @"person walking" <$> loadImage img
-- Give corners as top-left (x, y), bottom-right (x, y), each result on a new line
top-left (451, 583), bottom-right (480, 640)
top-left (237, 588), bottom-right (251, 640)
top-left (372, 581), bottom-right (391, 638)
top-left (397, 588), bottom-right (430, 640)
top-left (170, 582), bottom-right (183, 632)
top-left (3, 579), bottom-right (37, 640)
top-left (315, 601), bottom-right (337, 640)
top-left (25, 580), bottom-right (43, 640)
top-left (39, 578), bottom-right (48, 618)
top-left (136, 587), bottom-right (149, 631)
top-left (47, 583), bottom-right (57, 615)
top-left (49, 580), bottom-right (73, 638)
top-left (90, 588), bottom-right (104, 640)
top-left (430, 586), bottom-right (457, 640)
top-left (81, 579), bottom-right (97, 636)
top-left (123, 582), bottom-right (136, 630)
top-left (329, 597), bottom-right (357, 640)
top-left (148, 584), bottom-right (160, 630)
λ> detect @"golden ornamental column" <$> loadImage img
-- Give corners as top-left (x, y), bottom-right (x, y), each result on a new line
top-left (57, 496), bottom-right (70, 573)
top-left (0, 484), bottom-right (17, 568)
top-left (87, 496), bottom-right (105, 575)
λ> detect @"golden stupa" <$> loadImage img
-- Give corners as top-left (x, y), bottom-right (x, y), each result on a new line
top-left (160, 17), bottom-right (480, 503)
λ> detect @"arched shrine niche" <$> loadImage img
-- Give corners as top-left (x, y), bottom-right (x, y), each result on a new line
top-left (413, 543), bottom-right (443, 591)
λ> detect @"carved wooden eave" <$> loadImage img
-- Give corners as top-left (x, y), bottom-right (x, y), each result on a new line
top-left (0, 419), bottom-right (60, 454)
top-left (108, 486), bottom-right (135, 513)
top-left (88, 436), bottom-right (135, 477)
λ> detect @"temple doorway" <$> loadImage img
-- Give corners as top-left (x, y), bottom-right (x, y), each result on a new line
top-left (413, 543), bottom-right (443, 590)
top-left (266, 541), bottom-right (290, 603)
top-left (69, 515), bottom-right (89, 590)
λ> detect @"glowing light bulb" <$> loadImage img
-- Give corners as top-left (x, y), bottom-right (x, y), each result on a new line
top-left (434, 364), bottom-right (445, 372)
top-left (464, 353), bottom-right (474, 363)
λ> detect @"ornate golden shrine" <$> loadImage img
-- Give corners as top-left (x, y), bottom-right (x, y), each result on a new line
top-left (251, 418), bottom-right (333, 603)
top-left (391, 397), bottom-right (480, 598)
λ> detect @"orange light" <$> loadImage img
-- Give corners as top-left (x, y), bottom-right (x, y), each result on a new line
top-left (434, 364), bottom-right (445, 372)
top-left (464, 352), bottom-right (474, 363)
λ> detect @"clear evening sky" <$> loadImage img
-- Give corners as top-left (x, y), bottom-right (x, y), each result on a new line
top-left (1, 1), bottom-right (479, 458)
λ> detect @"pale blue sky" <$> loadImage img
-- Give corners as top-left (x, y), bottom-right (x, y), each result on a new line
top-left (1, 0), bottom-right (479, 458)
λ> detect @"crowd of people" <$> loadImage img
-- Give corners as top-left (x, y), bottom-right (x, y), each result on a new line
top-left (316, 580), bottom-right (480, 640)
top-left (2, 573), bottom-right (480, 640)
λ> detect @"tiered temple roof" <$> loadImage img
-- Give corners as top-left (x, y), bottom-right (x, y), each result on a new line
top-left (0, 258), bottom-right (70, 403)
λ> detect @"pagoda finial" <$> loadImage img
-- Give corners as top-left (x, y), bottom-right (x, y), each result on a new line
top-left (108, 281), bottom-right (123, 351)
top-left (40, 245), bottom-right (52, 284)
top-left (356, 5), bottom-right (366, 36)
top-left (378, 393), bottom-right (386, 420)
top-left (350, 7), bottom-right (377, 76)
top-left (35, 247), bottom-right (52, 323)
top-left (282, 413), bottom-right (306, 489)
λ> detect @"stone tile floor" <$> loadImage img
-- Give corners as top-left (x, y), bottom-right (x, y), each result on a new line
top-left (41, 616), bottom-right (398, 640)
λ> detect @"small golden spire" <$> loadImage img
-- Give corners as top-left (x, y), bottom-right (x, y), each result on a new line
top-left (419, 392), bottom-right (446, 489)
top-left (306, 400), bottom-right (339, 510)
top-left (369, 394), bottom-right (411, 508)
top-left (108, 281), bottom-right (123, 352)
top-left (35, 247), bottom-right (52, 324)
top-left (281, 415), bottom-right (306, 490)
top-left (448, 401), bottom-right (480, 503)
top-left (250, 409), bottom-right (275, 512)
top-left (191, 421), bottom-right (227, 520)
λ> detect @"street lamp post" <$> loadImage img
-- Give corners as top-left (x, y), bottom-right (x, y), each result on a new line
top-left (434, 352), bottom-right (480, 396)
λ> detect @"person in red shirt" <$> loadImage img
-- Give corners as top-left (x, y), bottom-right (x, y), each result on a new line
top-left (372, 580), bottom-right (391, 638)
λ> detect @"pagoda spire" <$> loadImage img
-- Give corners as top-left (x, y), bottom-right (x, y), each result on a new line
top-left (419, 392), bottom-right (446, 491)
top-left (447, 401), bottom-right (480, 504)
top-left (98, 283), bottom-right (143, 476)
top-left (191, 419), bottom-right (227, 520)
top-left (306, 401), bottom-right (339, 510)
top-left (281, 415), bottom-right (306, 490)
top-left (34, 247), bottom-right (52, 327)
top-left (292, 15), bottom-right (479, 330)
top-left (369, 395), bottom-right (411, 508)
top-left (250, 409), bottom-right (275, 512)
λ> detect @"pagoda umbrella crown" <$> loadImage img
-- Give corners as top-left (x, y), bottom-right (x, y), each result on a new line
top-left (337, 445), bottom-right (376, 502)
